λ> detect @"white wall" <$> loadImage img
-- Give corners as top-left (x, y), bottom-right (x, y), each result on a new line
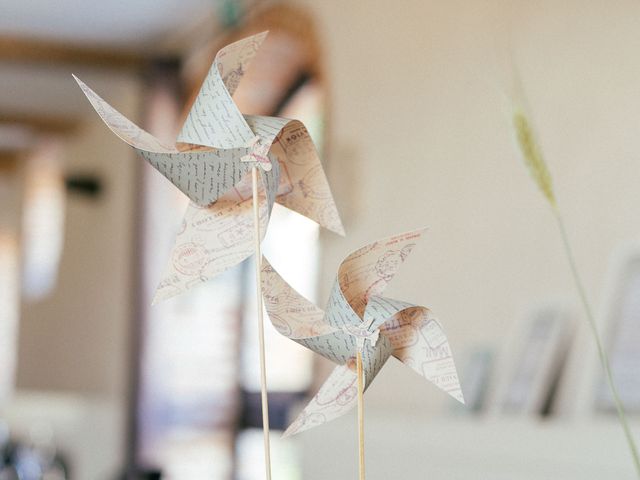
top-left (295, 0), bottom-right (640, 412)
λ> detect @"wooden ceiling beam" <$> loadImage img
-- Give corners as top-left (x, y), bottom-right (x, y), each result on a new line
top-left (0, 151), bottom-right (20, 171)
top-left (0, 35), bottom-right (148, 70)
top-left (0, 112), bottom-right (79, 135)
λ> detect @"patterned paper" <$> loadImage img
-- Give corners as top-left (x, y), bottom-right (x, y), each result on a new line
top-left (261, 229), bottom-right (464, 436)
top-left (74, 33), bottom-right (344, 302)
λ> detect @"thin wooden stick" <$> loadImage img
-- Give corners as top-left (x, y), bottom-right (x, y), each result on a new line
top-left (357, 350), bottom-right (365, 480)
top-left (251, 165), bottom-right (272, 480)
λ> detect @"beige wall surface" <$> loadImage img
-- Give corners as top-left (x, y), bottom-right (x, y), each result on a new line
top-left (294, 0), bottom-right (640, 412)
top-left (12, 71), bottom-right (141, 477)
top-left (17, 73), bottom-right (139, 398)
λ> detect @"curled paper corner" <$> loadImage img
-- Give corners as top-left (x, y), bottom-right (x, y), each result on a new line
top-left (250, 30), bottom-right (270, 46)
top-left (149, 274), bottom-right (189, 306)
top-left (230, 30), bottom-right (270, 47)
top-left (334, 221), bottom-right (346, 237)
top-left (71, 73), bottom-right (87, 85)
top-left (71, 74), bottom-right (94, 94)
top-left (281, 425), bottom-right (297, 439)
top-left (281, 408), bottom-right (321, 438)
top-left (411, 225), bottom-right (429, 237)
top-left (373, 226), bottom-right (429, 248)
top-left (150, 287), bottom-right (171, 307)
top-left (150, 292), bottom-right (161, 307)
top-left (394, 225), bottom-right (429, 250)
top-left (71, 73), bottom-right (89, 91)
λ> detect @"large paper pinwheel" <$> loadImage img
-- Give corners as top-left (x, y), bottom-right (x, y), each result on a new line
top-left (74, 32), bottom-right (344, 302)
top-left (261, 229), bottom-right (464, 436)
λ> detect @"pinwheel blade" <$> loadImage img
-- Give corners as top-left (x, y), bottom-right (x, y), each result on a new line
top-left (383, 306), bottom-right (464, 404)
top-left (265, 119), bottom-right (344, 236)
top-left (137, 147), bottom-right (255, 207)
top-left (326, 228), bottom-right (426, 328)
top-left (153, 160), bottom-right (280, 303)
top-left (73, 75), bottom-right (175, 153)
top-left (177, 33), bottom-right (268, 149)
top-left (283, 365), bottom-right (358, 437)
top-left (283, 336), bottom-right (394, 436)
top-left (261, 258), bottom-right (336, 339)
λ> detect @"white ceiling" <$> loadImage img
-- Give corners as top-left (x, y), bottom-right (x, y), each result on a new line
top-left (0, 0), bottom-right (219, 50)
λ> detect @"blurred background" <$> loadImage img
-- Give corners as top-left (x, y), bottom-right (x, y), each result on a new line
top-left (1, 0), bottom-right (640, 478)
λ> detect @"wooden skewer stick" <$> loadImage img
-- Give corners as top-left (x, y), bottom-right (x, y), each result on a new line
top-left (252, 165), bottom-right (272, 480)
top-left (357, 350), bottom-right (365, 480)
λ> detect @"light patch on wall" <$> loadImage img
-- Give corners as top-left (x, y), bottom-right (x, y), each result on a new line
top-left (0, 159), bottom-right (20, 404)
top-left (0, 233), bottom-right (19, 404)
top-left (21, 138), bottom-right (66, 300)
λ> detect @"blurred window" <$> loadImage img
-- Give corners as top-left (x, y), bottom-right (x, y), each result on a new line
top-left (135, 7), bottom-right (329, 479)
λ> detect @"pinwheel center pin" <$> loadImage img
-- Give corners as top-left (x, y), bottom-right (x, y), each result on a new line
top-left (342, 323), bottom-right (381, 349)
top-left (241, 136), bottom-right (273, 171)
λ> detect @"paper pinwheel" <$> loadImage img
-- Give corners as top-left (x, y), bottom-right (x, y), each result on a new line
top-left (261, 229), bottom-right (464, 436)
top-left (73, 32), bottom-right (344, 303)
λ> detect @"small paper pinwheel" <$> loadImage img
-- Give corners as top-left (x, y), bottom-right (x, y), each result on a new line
top-left (261, 229), bottom-right (464, 436)
top-left (73, 32), bottom-right (344, 303)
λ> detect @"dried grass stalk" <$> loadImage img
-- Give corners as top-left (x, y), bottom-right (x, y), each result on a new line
top-left (512, 107), bottom-right (556, 207)
top-left (509, 98), bottom-right (640, 478)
